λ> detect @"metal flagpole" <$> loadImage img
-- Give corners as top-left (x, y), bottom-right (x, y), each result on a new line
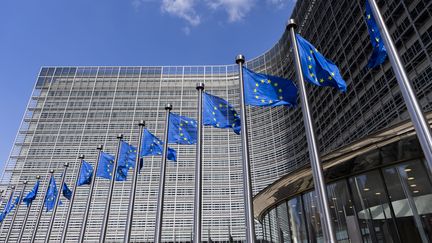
top-left (31, 170), bottom-right (54, 242)
top-left (287, 19), bottom-right (337, 243)
top-left (235, 55), bottom-right (257, 243)
top-left (45, 162), bottom-right (69, 243)
top-left (61, 155), bottom-right (85, 242)
top-left (367, 0), bottom-right (432, 173)
top-left (5, 180), bottom-right (27, 242)
top-left (18, 175), bottom-right (40, 243)
top-left (193, 82), bottom-right (204, 243)
top-left (100, 134), bottom-right (123, 242)
top-left (124, 120), bottom-right (145, 242)
top-left (79, 145), bottom-right (103, 243)
top-left (154, 104), bottom-right (172, 243)
top-left (0, 189), bottom-right (4, 206)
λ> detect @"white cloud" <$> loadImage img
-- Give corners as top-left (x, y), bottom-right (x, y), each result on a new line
top-left (206, 0), bottom-right (254, 22)
top-left (161, 0), bottom-right (201, 26)
top-left (266, 0), bottom-right (295, 9)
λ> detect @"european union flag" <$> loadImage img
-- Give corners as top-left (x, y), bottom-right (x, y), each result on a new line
top-left (0, 193), bottom-right (13, 222)
top-left (23, 180), bottom-right (40, 206)
top-left (203, 92), bottom-right (241, 134)
top-left (63, 183), bottom-right (72, 200)
top-left (296, 34), bottom-right (347, 92)
top-left (45, 175), bottom-right (58, 212)
top-left (96, 151), bottom-right (127, 181)
top-left (118, 141), bottom-right (137, 170)
top-left (78, 160), bottom-right (93, 186)
top-left (243, 67), bottom-right (297, 107)
top-left (365, 0), bottom-right (387, 68)
top-left (168, 113), bottom-right (198, 145)
top-left (141, 129), bottom-right (177, 162)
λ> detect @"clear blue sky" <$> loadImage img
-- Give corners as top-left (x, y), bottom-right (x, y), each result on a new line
top-left (0, 0), bottom-right (296, 173)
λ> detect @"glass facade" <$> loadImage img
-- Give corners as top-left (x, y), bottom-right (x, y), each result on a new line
top-left (261, 136), bottom-right (432, 242)
top-left (0, 0), bottom-right (431, 242)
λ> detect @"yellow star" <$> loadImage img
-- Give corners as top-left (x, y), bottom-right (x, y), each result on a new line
top-left (219, 104), bottom-right (223, 108)
top-left (180, 133), bottom-right (184, 136)
top-left (308, 65), bottom-right (312, 69)
top-left (331, 72), bottom-right (335, 77)
top-left (328, 76), bottom-right (333, 80)
top-left (212, 111), bottom-right (215, 115)
top-left (180, 123), bottom-right (183, 126)
top-left (308, 56), bottom-right (312, 61)
top-left (253, 88), bottom-right (257, 93)
top-left (279, 96), bottom-right (283, 100)
top-left (261, 79), bottom-right (265, 83)
top-left (310, 73), bottom-right (315, 77)
top-left (255, 83), bottom-right (259, 87)
top-left (213, 107), bottom-right (217, 110)
top-left (261, 99), bottom-right (265, 103)
top-left (375, 37), bottom-right (379, 42)
top-left (255, 95), bottom-right (259, 99)
top-left (183, 137), bottom-right (187, 141)
top-left (319, 78), bottom-right (324, 83)
top-left (310, 50), bottom-right (313, 54)
top-left (267, 79), bottom-right (271, 84)
top-left (367, 14), bottom-right (371, 19)
top-left (274, 83), bottom-right (278, 87)
top-left (269, 100), bottom-right (273, 104)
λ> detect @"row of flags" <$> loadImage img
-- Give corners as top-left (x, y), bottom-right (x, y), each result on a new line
top-left (0, 1), bottom-right (390, 241)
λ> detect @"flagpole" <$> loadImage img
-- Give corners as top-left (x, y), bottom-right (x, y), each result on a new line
top-left (18, 175), bottom-right (40, 243)
top-left (287, 19), bottom-right (337, 243)
top-left (154, 104), bottom-right (172, 243)
top-left (61, 155), bottom-right (85, 242)
top-left (193, 82), bottom-right (204, 243)
top-left (0, 189), bottom-right (4, 205)
top-left (79, 145), bottom-right (103, 243)
top-left (45, 162), bottom-right (69, 243)
top-left (31, 170), bottom-right (54, 242)
top-left (367, 0), bottom-right (432, 173)
top-left (124, 120), bottom-right (145, 242)
top-left (100, 134), bottom-right (123, 242)
top-left (235, 55), bottom-right (257, 243)
top-left (5, 180), bottom-right (27, 242)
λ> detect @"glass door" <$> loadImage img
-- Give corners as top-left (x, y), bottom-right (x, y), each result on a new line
top-left (348, 171), bottom-right (400, 242)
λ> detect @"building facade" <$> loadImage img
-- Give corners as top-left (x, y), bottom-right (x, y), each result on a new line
top-left (0, 0), bottom-right (431, 242)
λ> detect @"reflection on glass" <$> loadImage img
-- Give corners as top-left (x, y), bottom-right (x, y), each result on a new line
top-left (349, 171), bottom-right (399, 242)
top-left (287, 197), bottom-right (308, 243)
top-left (277, 203), bottom-right (291, 243)
top-left (269, 208), bottom-right (279, 242)
top-left (326, 181), bottom-right (357, 242)
top-left (382, 160), bottom-right (432, 242)
top-left (302, 191), bottom-right (324, 242)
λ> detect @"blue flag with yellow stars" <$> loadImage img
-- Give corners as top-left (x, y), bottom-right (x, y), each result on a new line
top-left (45, 175), bottom-right (59, 212)
top-left (96, 151), bottom-right (127, 181)
top-left (0, 192), bottom-right (18, 222)
top-left (23, 180), bottom-right (40, 206)
top-left (117, 141), bottom-right (137, 178)
top-left (62, 183), bottom-right (72, 200)
top-left (141, 129), bottom-right (177, 162)
top-left (243, 67), bottom-right (297, 107)
top-left (78, 160), bottom-right (93, 186)
top-left (203, 92), bottom-right (241, 134)
top-left (168, 113), bottom-right (198, 145)
top-left (365, 0), bottom-right (387, 68)
top-left (296, 34), bottom-right (347, 92)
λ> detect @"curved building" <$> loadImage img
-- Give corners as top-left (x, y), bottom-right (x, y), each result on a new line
top-left (0, 0), bottom-right (431, 242)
